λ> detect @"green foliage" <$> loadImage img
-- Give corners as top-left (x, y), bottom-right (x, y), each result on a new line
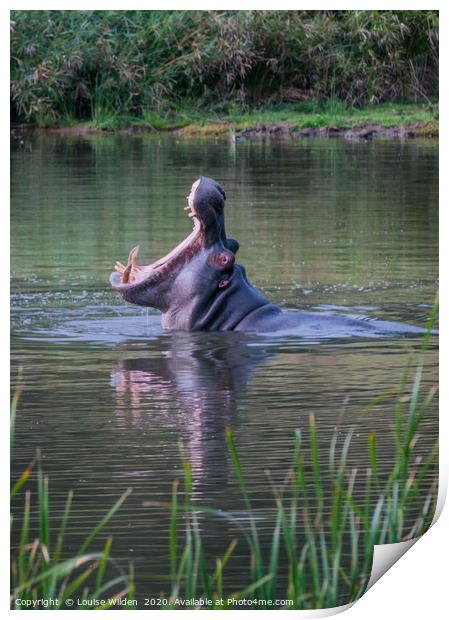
top-left (163, 308), bottom-right (438, 609)
top-left (10, 10), bottom-right (438, 124)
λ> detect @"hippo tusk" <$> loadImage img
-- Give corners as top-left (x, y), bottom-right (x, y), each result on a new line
top-left (115, 246), bottom-right (141, 283)
top-left (128, 245), bottom-right (140, 269)
top-left (122, 263), bottom-right (133, 284)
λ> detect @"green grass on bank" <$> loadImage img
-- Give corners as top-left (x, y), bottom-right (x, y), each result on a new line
top-left (180, 101), bottom-right (438, 135)
top-left (26, 101), bottom-right (438, 137)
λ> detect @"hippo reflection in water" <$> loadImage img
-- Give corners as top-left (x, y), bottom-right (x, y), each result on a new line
top-left (112, 332), bottom-right (271, 493)
top-left (110, 176), bottom-right (431, 336)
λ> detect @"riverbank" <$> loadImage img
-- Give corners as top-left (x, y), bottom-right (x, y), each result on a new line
top-left (11, 11), bottom-right (438, 131)
top-left (18, 103), bottom-right (438, 139)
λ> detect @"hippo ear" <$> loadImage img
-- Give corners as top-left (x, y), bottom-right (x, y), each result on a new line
top-left (227, 238), bottom-right (239, 255)
top-left (217, 185), bottom-right (226, 200)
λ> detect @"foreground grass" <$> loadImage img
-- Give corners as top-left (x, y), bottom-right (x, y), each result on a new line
top-left (163, 307), bottom-right (438, 609)
top-left (10, 379), bottom-right (134, 610)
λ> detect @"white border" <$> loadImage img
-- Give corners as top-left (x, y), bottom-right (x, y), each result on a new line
top-left (5, 2), bottom-right (446, 617)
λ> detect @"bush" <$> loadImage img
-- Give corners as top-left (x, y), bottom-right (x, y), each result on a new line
top-left (10, 10), bottom-right (439, 124)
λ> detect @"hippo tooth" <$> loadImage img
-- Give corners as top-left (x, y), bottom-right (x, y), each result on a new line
top-left (126, 246), bottom-right (141, 272)
top-left (122, 263), bottom-right (132, 284)
top-left (128, 245), bottom-right (140, 264)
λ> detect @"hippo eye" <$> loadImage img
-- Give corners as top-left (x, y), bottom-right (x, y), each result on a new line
top-left (218, 251), bottom-right (234, 267)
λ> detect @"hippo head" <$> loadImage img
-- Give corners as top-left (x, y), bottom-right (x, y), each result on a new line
top-left (110, 176), bottom-right (242, 330)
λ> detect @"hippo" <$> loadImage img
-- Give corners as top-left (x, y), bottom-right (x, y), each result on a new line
top-left (110, 176), bottom-right (434, 336)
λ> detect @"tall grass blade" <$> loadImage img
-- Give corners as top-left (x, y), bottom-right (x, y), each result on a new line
top-left (78, 488), bottom-right (132, 554)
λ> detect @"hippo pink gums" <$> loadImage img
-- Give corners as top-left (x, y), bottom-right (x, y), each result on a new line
top-left (110, 176), bottom-right (433, 336)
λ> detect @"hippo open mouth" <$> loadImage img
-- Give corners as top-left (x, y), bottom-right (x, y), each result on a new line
top-left (110, 211), bottom-right (202, 289)
top-left (109, 176), bottom-right (241, 322)
top-left (110, 179), bottom-right (205, 290)
top-left (110, 174), bottom-right (232, 294)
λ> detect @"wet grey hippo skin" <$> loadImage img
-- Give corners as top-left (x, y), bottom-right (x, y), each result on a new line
top-left (110, 176), bottom-right (430, 336)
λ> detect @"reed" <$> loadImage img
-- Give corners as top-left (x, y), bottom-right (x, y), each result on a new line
top-left (11, 11), bottom-right (438, 126)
